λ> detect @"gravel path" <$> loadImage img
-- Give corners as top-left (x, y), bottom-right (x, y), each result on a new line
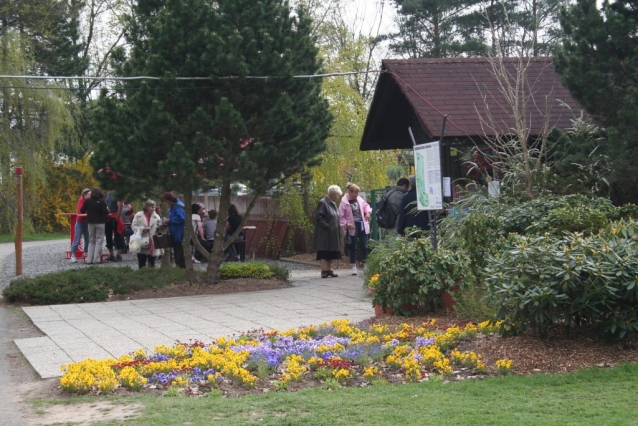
top-left (0, 241), bottom-right (317, 290)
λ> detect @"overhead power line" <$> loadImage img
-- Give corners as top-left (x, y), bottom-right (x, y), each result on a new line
top-left (0, 70), bottom-right (381, 81)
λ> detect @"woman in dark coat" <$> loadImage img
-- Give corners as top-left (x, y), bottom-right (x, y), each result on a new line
top-left (313, 185), bottom-right (343, 278)
top-left (80, 187), bottom-right (109, 264)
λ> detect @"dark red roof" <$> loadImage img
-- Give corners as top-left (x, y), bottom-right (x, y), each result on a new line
top-left (360, 57), bottom-right (585, 150)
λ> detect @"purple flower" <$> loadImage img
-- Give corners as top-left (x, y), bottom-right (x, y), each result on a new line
top-left (415, 337), bottom-right (435, 348)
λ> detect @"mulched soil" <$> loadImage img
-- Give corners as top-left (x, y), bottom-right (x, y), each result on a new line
top-left (363, 313), bottom-right (638, 376)
top-left (107, 278), bottom-right (293, 301)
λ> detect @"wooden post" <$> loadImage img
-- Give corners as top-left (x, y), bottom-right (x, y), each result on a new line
top-left (15, 166), bottom-right (23, 276)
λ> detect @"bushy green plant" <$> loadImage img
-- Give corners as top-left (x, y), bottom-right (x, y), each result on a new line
top-left (364, 237), bottom-right (406, 289)
top-left (267, 263), bottom-right (291, 281)
top-left (483, 223), bottom-right (638, 338)
top-left (498, 194), bottom-right (614, 235)
top-left (219, 262), bottom-right (275, 279)
top-left (441, 211), bottom-right (505, 272)
top-left (372, 238), bottom-right (475, 316)
top-left (451, 284), bottom-right (497, 323)
top-left (526, 204), bottom-right (609, 236)
top-left (609, 203), bottom-right (638, 221)
top-left (1, 267), bottom-right (189, 305)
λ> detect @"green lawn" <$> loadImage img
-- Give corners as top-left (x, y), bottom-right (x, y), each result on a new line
top-left (0, 233), bottom-right (68, 243)
top-left (43, 363), bottom-right (638, 425)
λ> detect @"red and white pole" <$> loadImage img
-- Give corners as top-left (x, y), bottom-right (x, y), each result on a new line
top-left (15, 166), bottom-right (23, 276)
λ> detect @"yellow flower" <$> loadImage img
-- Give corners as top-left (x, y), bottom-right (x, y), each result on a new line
top-left (363, 366), bottom-right (380, 379)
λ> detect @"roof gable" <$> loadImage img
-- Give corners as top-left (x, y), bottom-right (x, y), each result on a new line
top-left (360, 57), bottom-right (584, 151)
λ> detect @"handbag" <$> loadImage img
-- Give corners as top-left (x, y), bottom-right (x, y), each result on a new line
top-left (153, 227), bottom-right (172, 249)
top-left (344, 233), bottom-right (353, 250)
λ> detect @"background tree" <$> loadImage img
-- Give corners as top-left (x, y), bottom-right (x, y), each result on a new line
top-left (555, 0), bottom-right (638, 205)
top-left (0, 7), bottom-right (76, 234)
top-left (389, 0), bottom-right (489, 57)
top-left (90, 0), bottom-right (332, 282)
top-left (388, 0), bottom-right (567, 58)
top-left (283, 0), bottom-right (401, 253)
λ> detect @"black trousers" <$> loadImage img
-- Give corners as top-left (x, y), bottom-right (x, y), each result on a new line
top-left (172, 241), bottom-right (185, 268)
top-left (105, 217), bottom-right (124, 251)
top-left (137, 253), bottom-right (156, 268)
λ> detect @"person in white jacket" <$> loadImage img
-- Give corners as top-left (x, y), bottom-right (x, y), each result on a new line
top-left (131, 200), bottom-right (162, 268)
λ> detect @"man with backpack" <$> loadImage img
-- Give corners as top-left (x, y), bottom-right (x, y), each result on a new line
top-left (397, 176), bottom-right (430, 237)
top-left (376, 177), bottom-right (409, 233)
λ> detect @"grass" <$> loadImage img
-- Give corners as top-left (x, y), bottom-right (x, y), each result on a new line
top-left (39, 363), bottom-right (638, 425)
top-left (0, 232), bottom-right (68, 243)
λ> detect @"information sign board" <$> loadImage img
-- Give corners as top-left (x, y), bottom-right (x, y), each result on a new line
top-left (414, 141), bottom-right (443, 210)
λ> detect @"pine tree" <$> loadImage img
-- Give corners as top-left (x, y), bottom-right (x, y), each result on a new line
top-left (390, 0), bottom-right (489, 58)
top-left (555, 0), bottom-right (638, 204)
top-left (90, 0), bottom-right (332, 282)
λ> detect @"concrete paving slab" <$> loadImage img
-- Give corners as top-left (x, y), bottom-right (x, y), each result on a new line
top-left (48, 336), bottom-right (93, 346)
top-left (21, 306), bottom-right (61, 320)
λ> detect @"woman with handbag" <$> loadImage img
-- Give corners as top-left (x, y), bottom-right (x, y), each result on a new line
top-left (131, 200), bottom-right (162, 268)
top-left (313, 185), bottom-right (343, 278)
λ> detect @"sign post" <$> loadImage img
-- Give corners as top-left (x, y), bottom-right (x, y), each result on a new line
top-left (15, 166), bottom-right (23, 276)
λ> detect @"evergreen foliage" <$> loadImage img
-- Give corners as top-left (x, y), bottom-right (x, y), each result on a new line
top-left (2, 262), bottom-right (289, 305)
top-left (90, 0), bottom-right (331, 281)
top-left (390, 0), bottom-right (488, 58)
top-left (555, 0), bottom-right (638, 204)
top-left (92, 0), bottom-right (330, 197)
top-left (388, 0), bottom-right (567, 58)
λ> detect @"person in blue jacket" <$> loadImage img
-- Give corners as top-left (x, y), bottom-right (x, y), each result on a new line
top-left (162, 192), bottom-right (186, 268)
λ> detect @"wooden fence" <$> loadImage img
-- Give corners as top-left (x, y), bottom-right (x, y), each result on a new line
top-left (191, 195), bottom-right (303, 259)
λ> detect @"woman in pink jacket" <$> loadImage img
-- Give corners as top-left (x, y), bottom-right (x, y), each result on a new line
top-left (339, 182), bottom-right (372, 275)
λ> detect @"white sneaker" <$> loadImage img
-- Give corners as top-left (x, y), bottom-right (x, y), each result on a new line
top-left (70, 255), bottom-right (77, 263)
top-left (351, 266), bottom-right (358, 275)
top-left (192, 257), bottom-right (201, 264)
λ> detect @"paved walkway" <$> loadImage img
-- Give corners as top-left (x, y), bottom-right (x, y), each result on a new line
top-left (13, 264), bottom-right (372, 379)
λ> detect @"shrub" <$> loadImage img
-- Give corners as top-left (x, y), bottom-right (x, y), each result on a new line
top-left (267, 263), bottom-right (291, 281)
top-left (526, 204), bottom-right (609, 236)
top-left (609, 203), bottom-right (638, 221)
top-left (443, 211), bottom-right (505, 272)
top-left (364, 237), bottom-right (406, 288)
top-left (372, 238), bottom-right (476, 316)
top-left (483, 224), bottom-right (638, 338)
top-left (220, 262), bottom-right (274, 280)
top-left (451, 284), bottom-right (497, 323)
top-left (3, 262), bottom-right (287, 305)
top-left (2, 267), bottom-right (189, 305)
top-left (498, 194), bottom-right (615, 236)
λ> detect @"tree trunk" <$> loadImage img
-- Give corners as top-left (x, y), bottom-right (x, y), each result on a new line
top-left (181, 191), bottom-right (199, 284)
top-left (301, 168), bottom-right (314, 254)
top-left (205, 176), bottom-right (232, 284)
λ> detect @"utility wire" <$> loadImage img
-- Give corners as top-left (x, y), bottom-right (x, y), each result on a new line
top-left (0, 70), bottom-right (381, 81)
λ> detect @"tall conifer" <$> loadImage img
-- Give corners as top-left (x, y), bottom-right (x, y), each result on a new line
top-left (91, 0), bottom-right (332, 282)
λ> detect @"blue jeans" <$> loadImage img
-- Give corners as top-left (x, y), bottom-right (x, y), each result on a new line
top-left (349, 223), bottom-right (369, 264)
top-left (71, 221), bottom-right (89, 254)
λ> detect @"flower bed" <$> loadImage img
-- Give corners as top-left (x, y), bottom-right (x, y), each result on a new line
top-left (60, 319), bottom-right (509, 396)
